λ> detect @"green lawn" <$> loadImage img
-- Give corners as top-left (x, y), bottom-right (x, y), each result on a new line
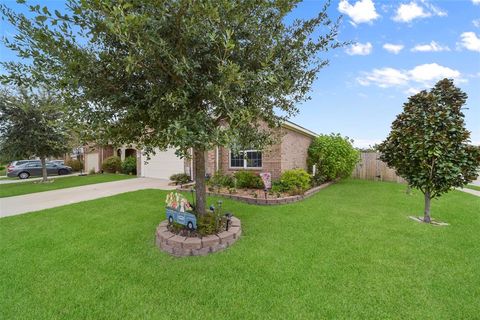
top-left (1, 179), bottom-right (479, 319)
top-left (0, 174), bottom-right (135, 198)
top-left (465, 184), bottom-right (480, 192)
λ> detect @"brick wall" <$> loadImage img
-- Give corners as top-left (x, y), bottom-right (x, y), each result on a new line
top-left (280, 128), bottom-right (313, 172)
top-left (102, 146), bottom-right (114, 160)
top-left (206, 150), bottom-right (216, 175)
top-left (186, 125), bottom-right (314, 181)
top-left (217, 143), bottom-right (282, 179)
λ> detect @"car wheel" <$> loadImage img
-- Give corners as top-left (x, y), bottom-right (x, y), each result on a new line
top-left (187, 221), bottom-right (194, 230)
top-left (168, 216), bottom-right (173, 224)
top-left (18, 172), bottom-right (30, 179)
top-left (58, 169), bottom-right (68, 175)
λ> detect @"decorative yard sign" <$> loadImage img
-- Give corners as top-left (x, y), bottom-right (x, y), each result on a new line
top-left (165, 192), bottom-right (197, 230)
top-left (260, 172), bottom-right (272, 189)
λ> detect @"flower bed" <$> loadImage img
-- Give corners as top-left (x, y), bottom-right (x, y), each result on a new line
top-left (179, 180), bottom-right (336, 206)
top-left (155, 217), bottom-right (242, 257)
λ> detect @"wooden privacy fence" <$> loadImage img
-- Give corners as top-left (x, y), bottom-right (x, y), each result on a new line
top-left (352, 152), bottom-right (406, 183)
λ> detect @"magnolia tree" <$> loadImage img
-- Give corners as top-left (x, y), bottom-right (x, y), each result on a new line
top-left (0, 88), bottom-right (70, 182)
top-left (1, 0), bottom-right (344, 214)
top-left (378, 79), bottom-right (480, 223)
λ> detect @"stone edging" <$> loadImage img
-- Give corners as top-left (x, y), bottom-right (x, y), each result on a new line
top-left (155, 217), bottom-right (242, 257)
top-left (179, 180), bottom-right (335, 206)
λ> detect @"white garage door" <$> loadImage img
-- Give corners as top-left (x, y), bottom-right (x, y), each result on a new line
top-left (86, 152), bottom-right (99, 173)
top-left (141, 148), bottom-right (184, 180)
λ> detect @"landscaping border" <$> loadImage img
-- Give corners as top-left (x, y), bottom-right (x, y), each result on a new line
top-left (155, 217), bottom-right (242, 257)
top-left (178, 180), bottom-right (335, 205)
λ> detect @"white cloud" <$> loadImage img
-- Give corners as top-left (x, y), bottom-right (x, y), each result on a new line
top-left (459, 32), bottom-right (480, 52)
top-left (383, 43), bottom-right (404, 54)
top-left (346, 42), bottom-right (373, 55)
top-left (357, 67), bottom-right (409, 87)
top-left (411, 41), bottom-right (450, 52)
top-left (472, 0), bottom-right (480, 5)
top-left (358, 63), bottom-right (463, 90)
top-left (338, 0), bottom-right (379, 25)
top-left (405, 87), bottom-right (421, 95)
top-left (393, 1), bottom-right (446, 23)
top-left (408, 63), bottom-right (460, 83)
top-left (422, 0), bottom-right (447, 17)
top-left (472, 19), bottom-right (480, 28)
top-left (393, 2), bottom-right (429, 22)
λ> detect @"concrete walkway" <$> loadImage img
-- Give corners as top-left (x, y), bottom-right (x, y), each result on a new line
top-left (0, 178), bottom-right (176, 218)
top-left (457, 187), bottom-right (480, 197)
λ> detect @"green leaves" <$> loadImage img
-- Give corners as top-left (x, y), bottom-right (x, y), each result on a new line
top-left (35, 15), bottom-right (47, 23)
top-left (0, 0), bottom-right (344, 158)
top-left (378, 78), bottom-right (479, 202)
top-left (307, 133), bottom-right (359, 181)
top-left (0, 88), bottom-right (70, 160)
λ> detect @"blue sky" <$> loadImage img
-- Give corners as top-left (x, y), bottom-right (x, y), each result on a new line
top-left (288, 0), bottom-right (480, 147)
top-left (1, 0), bottom-right (479, 147)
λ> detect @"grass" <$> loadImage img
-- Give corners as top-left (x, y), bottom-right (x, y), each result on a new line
top-left (465, 184), bottom-right (480, 192)
top-left (0, 174), bottom-right (135, 198)
top-left (0, 179), bottom-right (479, 319)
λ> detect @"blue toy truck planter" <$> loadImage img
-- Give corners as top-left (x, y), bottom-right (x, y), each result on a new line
top-left (166, 207), bottom-right (197, 230)
top-left (165, 192), bottom-right (197, 230)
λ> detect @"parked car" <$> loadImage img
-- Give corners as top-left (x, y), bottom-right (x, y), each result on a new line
top-left (6, 160), bottom-right (40, 175)
top-left (7, 162), bottom-right (73, 179)
top-left (49, 159), bottom-right (65, 166)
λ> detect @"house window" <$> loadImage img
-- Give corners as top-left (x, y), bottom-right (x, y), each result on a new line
top-left (230, 150), bottom-right (262, 168)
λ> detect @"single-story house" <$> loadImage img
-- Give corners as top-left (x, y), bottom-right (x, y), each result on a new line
top-left (83, 120), bottom-right (318, 180)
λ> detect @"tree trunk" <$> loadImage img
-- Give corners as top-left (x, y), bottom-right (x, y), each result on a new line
top-left (193, 149), bottom-right (206, 215)
top-left (40, 156), bottom-right (48, 182)
top-left (423, 191), bottom-right (431, 223)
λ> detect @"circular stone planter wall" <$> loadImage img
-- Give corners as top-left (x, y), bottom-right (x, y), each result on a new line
top-left (155, 217), bottom-right (242, 257)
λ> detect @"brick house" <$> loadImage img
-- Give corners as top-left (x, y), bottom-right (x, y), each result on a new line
top-left (183, 121), bottom-right (318, 180)
top-left (84, 120), bottom-right (317, 180)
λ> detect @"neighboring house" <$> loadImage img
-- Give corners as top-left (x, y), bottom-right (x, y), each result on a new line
top-left (83, 120), bottom-right (318, 180)
top-left (83, 144), bottom-right (114, 173)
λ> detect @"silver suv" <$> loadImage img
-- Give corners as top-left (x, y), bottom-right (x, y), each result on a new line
top-left (6, 160), bottom-right (40, 175)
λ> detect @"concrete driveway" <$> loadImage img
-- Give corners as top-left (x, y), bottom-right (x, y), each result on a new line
top-left (0, 177), bottom-right (176, 218)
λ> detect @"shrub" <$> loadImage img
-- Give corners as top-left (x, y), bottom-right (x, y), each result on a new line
top-left (170, 173), bottom-right (190, 185)
top-left (273, 169), bottom-right (311, 195)
top-left (65, 159), bottom-right (83, 172)
top-left (311, 173), bottom-right (328, 187)
top-left (307, 133), bottom-right (359, 181)
top-left (102, 156), bottom-right (122, 173)
top-left (234, 171), bottom-right (264, 189)
top-left (122, 156), bottom-right (137, 175)
top-left (197, 212), bottom-right (227, 236)
top-left (208, 171), bottom-right (234, 189)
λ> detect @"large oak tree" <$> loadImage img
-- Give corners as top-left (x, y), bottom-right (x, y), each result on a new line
top-left (0, 87), bottom-right (70, 182)
top-left (1, 0), bottom-right (343, 214)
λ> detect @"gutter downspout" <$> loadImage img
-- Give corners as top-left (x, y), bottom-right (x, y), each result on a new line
top-left (216, 147), bottom-right (219, 173)
top-left (190, 148), bottom-right (194, 181)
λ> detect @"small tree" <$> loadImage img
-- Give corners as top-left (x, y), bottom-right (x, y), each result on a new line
top-left (0, 0), bottom-right (344, 214)
top-left (0, 88), bottom-right (70, 182)
top-left (378, 79), bottom-right (480, 223)
top-left (307, 133), bottom-right (359, 181)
